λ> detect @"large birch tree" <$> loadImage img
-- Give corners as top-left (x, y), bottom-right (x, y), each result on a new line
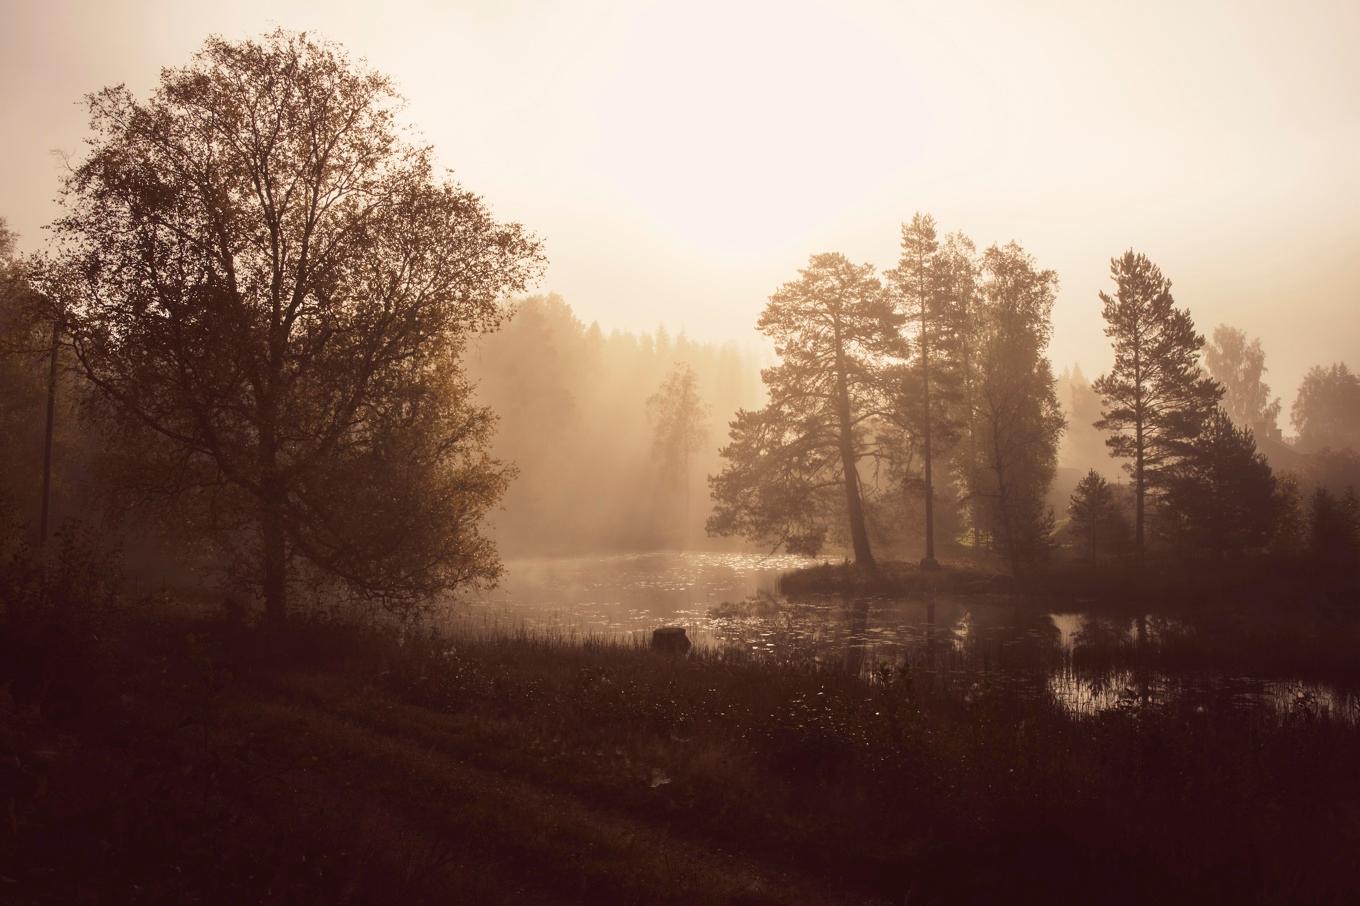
top-left (44, 31), bottom-right (544, 621)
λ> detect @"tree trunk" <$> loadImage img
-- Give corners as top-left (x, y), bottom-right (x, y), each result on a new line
top-left (261, 491), bottom-right (287, 626)
top-left (38, 316), bottom-right (60, 553)
top-left (991, 416), bottom-right (1020, 577)
top-left (1134, 423), bottom-right (1145, 556)
top-left (839, 435), bottom-right (874, 568)
top-left (259, 393), bottom-right (287, 624)
top-left (921, 315), bottom-right (939, 570)
top-left (262, 305), bottom-right (288, 624)
top-left (833, 327), bottom-right (874, 569)
top-left (681, 439), bottom-right (690, 551)
top-left (998, 490), bottom-right (1019, 577)
top-left (1133, 344), bottom-right (1146, 557)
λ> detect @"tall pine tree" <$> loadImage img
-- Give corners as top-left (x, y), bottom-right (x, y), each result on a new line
top-left (885, 213), bottom-right (962, 569)
top-left (1092, 251), bottom-right (1222, 554)
top-left (708, 253), bottom-right (902, 566)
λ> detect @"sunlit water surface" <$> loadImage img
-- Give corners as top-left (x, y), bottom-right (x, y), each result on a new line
top-left (446, 551), bottom-right (1360, 723)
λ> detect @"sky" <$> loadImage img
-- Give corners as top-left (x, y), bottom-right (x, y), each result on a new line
top-left (2, 0), bottom-right (1357, 406)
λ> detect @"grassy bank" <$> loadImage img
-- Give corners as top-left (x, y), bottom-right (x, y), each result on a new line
top-left (780, 555), bottom-right (1360, 612)
top-left (4, 601), bottom-right (1360, 904)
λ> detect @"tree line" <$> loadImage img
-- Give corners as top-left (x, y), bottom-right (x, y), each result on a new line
top-left (706, 217), bottom-right (1063, 575)
top-left (707, 216), bottom-right (1360, 579)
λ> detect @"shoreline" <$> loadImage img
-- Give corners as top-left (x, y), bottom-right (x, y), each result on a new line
top-left (776, 556), bottom-right (1360, 614)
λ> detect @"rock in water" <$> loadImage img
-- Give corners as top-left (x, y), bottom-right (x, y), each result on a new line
top-left (651, 626), bottom-right (691, 655)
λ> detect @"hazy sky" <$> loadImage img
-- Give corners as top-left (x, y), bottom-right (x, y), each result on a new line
top-left (2, 0), bottom-right (1357, 404)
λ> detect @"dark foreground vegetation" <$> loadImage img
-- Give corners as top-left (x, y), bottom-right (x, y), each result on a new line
top-left (5, 586), bottom-right (1360, 905)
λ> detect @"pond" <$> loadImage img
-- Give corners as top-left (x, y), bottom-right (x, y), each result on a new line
top-left (450, 551), bottom-right (1360, 722)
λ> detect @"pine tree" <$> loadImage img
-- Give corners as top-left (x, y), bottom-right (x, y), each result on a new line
top-left (708, 253), bottom-right (902, 566)
top-left (1057, 364), bottom-right (1110, 473)
top-left (1068, 469), bottom-right (1126, 561)
top-left (885, 213), bottom-right (963, 569)
top-left (1309, 486), bottom-right (1360, 574)
top-left (1092, 251), bottom-right (1222, 555)
top-left (1270, 473), bottom-right (1307, 556)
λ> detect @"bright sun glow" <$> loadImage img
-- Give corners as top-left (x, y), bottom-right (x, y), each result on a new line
top-left (1, 0), bottom-right (1358, 394)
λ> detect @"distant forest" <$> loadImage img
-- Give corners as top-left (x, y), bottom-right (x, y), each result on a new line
top-left (460, 284), bottom-right (1360, 568)
top-left (466, 294), bottom-right (763, 554)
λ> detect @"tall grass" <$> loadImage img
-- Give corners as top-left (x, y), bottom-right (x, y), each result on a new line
top-left (6, 598), bottom-right (1360, 903)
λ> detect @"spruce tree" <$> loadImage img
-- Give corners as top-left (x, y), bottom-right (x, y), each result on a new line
top-left (1068, 469), bottom-right (1125, 561)
top-left (1163, 408), bottom-right (1276, 558)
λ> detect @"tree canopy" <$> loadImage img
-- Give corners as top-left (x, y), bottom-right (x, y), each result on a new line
top-left (708, 253), bottom-right (901, 564)
top-left (1291, 363), bottom-right (1360, 453)
top-left (1163, 408), bottom-right (1277, 558)
top-left (963, 241), bottom-right (1065, 573)
top-left (1205, 324), bottom-right (1281, 436)
top-left (43, 31), bottom-right (544, 619)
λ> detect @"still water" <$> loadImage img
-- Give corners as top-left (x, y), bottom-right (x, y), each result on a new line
top-left (451, 551), bottom-right (1360, 722)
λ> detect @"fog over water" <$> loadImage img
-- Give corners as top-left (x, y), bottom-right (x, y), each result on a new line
top-left (448, 552), bottom-right (1360, 723)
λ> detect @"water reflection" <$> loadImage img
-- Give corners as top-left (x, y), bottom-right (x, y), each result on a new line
top-left (842, 598), bottom-right (870, 676)
top-left (449, 552), bottom-right (1360, 723)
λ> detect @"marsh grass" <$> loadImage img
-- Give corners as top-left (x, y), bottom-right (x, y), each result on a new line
top-left (4, 600), bottom-right (1360, 903)
top-left (782, 554), bottom-right (1360, 610)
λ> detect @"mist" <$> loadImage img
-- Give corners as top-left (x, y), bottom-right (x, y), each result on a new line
top-left (465, 294), bottom-right (765, 554)
top-left (3, 5), bottom-right (1360, 905)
